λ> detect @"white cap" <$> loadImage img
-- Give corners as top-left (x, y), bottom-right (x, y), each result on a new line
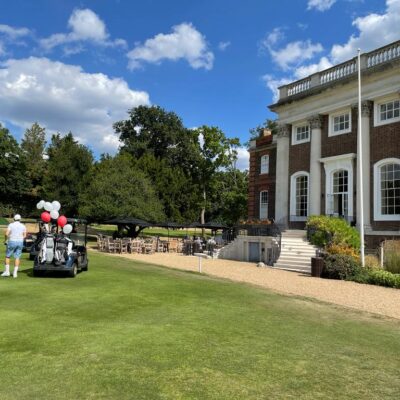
top-left (14, 214), bottom-right (21, 221)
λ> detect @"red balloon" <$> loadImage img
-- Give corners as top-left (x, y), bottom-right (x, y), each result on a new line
top-left (57, 215), bottom-right (67, 228)
top-left (41, 212), bottom-right (51, 223)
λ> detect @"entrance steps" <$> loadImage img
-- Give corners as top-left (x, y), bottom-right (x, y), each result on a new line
top-left (273, 230), bottom-right (316, 273)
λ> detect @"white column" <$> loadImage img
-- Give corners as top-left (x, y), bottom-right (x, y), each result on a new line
top-left (308, 115), bottom-right (323, 216)
top-left (357, 101), bottom-right (372, 229)
top-left (275, 124), bottom-right (290, 227)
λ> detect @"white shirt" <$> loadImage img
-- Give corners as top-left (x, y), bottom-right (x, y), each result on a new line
top-left (7, 221), bottom-right (27, 242)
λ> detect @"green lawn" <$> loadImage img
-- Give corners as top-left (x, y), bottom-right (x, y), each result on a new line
top-left (0, 248), bottom-right (399, 399)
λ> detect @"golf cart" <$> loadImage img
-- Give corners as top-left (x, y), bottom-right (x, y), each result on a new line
top-left (32, 218), bottom-right (89, 277)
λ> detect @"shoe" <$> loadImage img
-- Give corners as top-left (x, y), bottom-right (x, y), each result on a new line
top-left (13, 271), bottom-right (17, 278)
top-left (1, 271), bottom-right (10, 277)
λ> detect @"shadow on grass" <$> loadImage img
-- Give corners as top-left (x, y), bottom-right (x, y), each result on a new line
top-left (20, 267), bottom-right (72, 279)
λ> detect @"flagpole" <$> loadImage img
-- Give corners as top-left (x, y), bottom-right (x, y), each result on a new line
top-left (357, 48), bottom-right (365, 267)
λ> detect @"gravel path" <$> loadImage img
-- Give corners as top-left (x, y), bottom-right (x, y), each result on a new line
top-left (98, 251), bottom-right (400, 320)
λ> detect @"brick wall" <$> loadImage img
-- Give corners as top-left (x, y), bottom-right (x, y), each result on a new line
top-left (248, 143), bottom-right (276, 220)
top-left (370, 120), bottom-right (400, 231)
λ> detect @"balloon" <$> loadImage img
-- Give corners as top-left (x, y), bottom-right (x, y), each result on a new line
top-left (44, 202), bottom-right (53, 212)
top-left (41, 212), bottom-right (51, 223)
top-left (52, 201), bottom-right (61, 211)
top-left (36, 201), bottom-right (44, 210)
top-left (63, 224), bottom-right (73, 234)
top-left (57, 216), bottom-right (67, 228)
top-left (50, 210), bottom-right (59, 220)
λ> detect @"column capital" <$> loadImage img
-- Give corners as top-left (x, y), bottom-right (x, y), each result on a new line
top-left (277, 124), bottom-right (290, 138)
top-left (361, 100), bottom-right (373, 117)
top-left (308, 114), bottom-right (323, 129)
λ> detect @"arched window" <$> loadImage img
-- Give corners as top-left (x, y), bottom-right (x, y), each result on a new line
top-left (374, 158), bottom-right (400, 221)
top-left (260, 155), bottom-right (269, 174)
top-left (259, 191), bottom-right (268, 220)
top-left (290, 172), bottom-right (309, 221)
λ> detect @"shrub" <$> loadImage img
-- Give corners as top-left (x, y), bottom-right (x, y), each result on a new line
top-left (307, 216), bottom-right (360, 250)
top-left (366, 270), bottom-right (400, 289)
top-left (326, 244), bottom-right (360, 262)
top-left (364, 254), bottom-right (381, 270)
top-left (383, 240), bottom-right (400, 274)
top-left (322, 254), bottom-right (361, 280)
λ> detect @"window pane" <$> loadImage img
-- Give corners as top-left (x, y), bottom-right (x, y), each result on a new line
top-left (380, 163), bottom-right (400, 215)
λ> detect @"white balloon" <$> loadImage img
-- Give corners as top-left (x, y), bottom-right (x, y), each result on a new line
top-left (36, 201), bottom-right (44, 210)
top-left (52, 201), bottom-right (61, 211)
top-left (44, 202), bottom-right (53, 212)
top-left (50, 210), bottom-right (59, 220)
top-left (63, 224), bottom-right (73, 234)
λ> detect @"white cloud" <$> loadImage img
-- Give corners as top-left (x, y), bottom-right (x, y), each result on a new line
top-left (0, 41), bottom-right (5, 56)
top-left (262, 74), bottom-right (292, 102)
top-left (294, 56), bottom-right (332, 79)
top-left (331, 0), bottom-right (400, 63)
top-left (0, 24), bottom-right (31, 39)
top-left (0, 57), bottom-right (150, 153)
top-left (40, 8), bottom-right (126, 52)
top-left (218, 41), bottom-right (231, 51)
top-left (307, 0), bottom-right (337, 11)
top-left (268, 40), bottom-right (323, 70)
top-left (235, 147), bottom-right (250, 171)
top-left (127, 23), bottom-right (214, 70)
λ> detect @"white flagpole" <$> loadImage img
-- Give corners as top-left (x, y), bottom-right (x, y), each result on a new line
top-left (357, 49), bottom-right (365, 267)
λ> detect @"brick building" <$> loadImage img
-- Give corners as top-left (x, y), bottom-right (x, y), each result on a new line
top-left (249, 40), bottom-right (400, 246)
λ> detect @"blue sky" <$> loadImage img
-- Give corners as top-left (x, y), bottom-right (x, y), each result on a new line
top-left (0, 0), bottom-right (398, 168)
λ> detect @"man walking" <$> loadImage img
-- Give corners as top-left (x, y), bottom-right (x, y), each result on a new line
top-left (2, 214), bottom-right (26, 278)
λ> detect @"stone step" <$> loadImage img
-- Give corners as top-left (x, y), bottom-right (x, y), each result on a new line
top-left (277, 258), bottom-right (311, 267)
top-left (273, 264), bottom-right (311, 273)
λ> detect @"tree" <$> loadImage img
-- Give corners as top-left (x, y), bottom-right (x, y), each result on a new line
top-left (207, 169), bottom-right (248, 225)
top-left (115, 105), bottom-right (199, 169)
top-left (193, 126), bottom-right (240, 224)
top-left (79, 154), bottom-right (165, 223)
top-left (43, 133), bottom-right (93, 216)
top-left (20, 122), bottom-right (47, 203)
top-left (0, 124), bottom-right (30, 214)
top-left (249, 119), bottom-right (278, 141)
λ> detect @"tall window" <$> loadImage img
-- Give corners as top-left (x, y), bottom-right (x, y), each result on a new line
top-left (260, 155), bottom-right (269, 174)
top-left (259, 191), bottom-right (268, 220)
top-left (374, 159), bottom-right (400, 221)
top-left (290, 172), bottom-right (309, 221)
top-left (295, 176), bottom-right (308, 217)
top-left (331, 170), bottom-right (348, 217)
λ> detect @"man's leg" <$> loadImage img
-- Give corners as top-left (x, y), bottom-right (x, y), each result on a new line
top-left (13, 244), bottom-right (23, 278)
top-left (2, 256), bottom-right (10, 276)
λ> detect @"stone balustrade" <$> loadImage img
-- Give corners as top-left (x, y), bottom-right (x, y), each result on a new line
top-left (278, 40), bottom-right (400, 101)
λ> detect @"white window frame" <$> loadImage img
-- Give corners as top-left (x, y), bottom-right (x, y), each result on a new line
top-left (373, 158), bottom-right (400, 221)
top-left (321, 153), bottom-right (355, 220)
top-left (291, 122), bottom-right (310, 145)
top-left (328, 108), bottom-right (351, 137)
top-left (374, 94), bottom-right (400, 127)
top-left (290, 171), bottom-right (309, 222)
top-left (259, 191), bottom-right (268, 220)
top-left (260, 155), bottom-right (269, 174)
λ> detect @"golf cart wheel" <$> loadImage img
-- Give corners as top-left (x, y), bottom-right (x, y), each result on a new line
top-left (82, 260), bottom-right (88, 272)
top-left (29, 254), bottom-right (35, 261)
top-left (68, 263), bottom-right (78, 278)
top-left (33, 269), bottom-right (42, 277)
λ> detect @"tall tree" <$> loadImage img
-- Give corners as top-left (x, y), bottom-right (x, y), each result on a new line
top-left (43, 133), bottom-right (93, 216)
top-left (193, 126), bottom-right (240, 224)
top-left (207, 169), bottom-right (248, 225)
top-left (79, 154), bottom-right (165, 222)
top-left (0, 124), bottom-right (30, 213)
top-left (20, 122), bottom-right (47, 202)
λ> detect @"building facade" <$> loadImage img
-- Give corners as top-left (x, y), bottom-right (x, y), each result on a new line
top-left (249, 40), bottom-right (400, 247)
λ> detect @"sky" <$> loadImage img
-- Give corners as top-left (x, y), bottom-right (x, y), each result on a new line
top-left (0, 0), bottom-right (399, 169)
